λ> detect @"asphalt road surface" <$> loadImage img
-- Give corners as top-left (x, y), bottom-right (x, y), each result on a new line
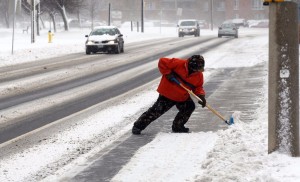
top-left (0, 34), bottom-right (267, 181)
top-left (0, 36), bottom-right (232, 144)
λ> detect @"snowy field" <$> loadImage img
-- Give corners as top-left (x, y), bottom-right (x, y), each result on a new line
top-left (1, 27), bottom-right (300, 182)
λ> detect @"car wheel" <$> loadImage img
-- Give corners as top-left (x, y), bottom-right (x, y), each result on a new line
top-left (115, 44), bottom-right (120, 54)
top-left (218, 34), bottom-right (221, 38)
top-left (121, 43), bottom-right (124, 53)
top-left (86, 47), bottom-right (92, 55)
top-left (235, 34), bottom-right (238, 38)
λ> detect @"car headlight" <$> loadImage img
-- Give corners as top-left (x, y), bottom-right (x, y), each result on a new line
top-left (179, 28), bottom-right (183, 32)
top-left (191, 28), bottom-right (195, 31)
top-left (108, 40), bottom-right (115, 44)
top-left (86, 40), bottom-right (94, 45)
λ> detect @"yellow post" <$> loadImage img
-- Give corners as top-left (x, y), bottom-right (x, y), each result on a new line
top-left (48, 30), bottom-right (53, 43)
top-left (263, 0), bottom-right (285, 5)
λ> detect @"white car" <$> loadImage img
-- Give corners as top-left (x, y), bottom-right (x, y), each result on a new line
top-left (85, 26), bottom-right (124, 54)
top-left (218, 23), bottom-right (238, 38)
top-left (177, 19), bottom-right (200, 37)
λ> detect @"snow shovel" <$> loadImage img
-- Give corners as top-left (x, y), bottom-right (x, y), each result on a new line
top-left (178, 83), bottom-right (234, 125)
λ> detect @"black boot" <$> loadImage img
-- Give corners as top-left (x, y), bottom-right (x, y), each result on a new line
top-left (132, 126), bottom-right (142, 135)
top-left (172, 125), bottom-right (189, 133)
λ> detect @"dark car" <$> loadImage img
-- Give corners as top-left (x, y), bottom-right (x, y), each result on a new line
top-left (218, 23), bottom-right (238, 38)
top-left (85, 26), bottom-right (124, 54)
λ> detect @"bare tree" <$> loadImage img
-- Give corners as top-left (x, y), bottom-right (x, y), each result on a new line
top-left (21, 1), bottom-right (30, 14)
top-left (19, 0), bottom-right (85, 31)
top-left (53, 0), bottom-right (85, 30)
top-left (39, 0), bottom-right (84, 31)
top-left (89, 0), bottom-right (100, 29)
top-left (0, 0), bottom-right (10, 28)
top-left (53, 0), bottom-right (69, 30)
top-left (38, 0), bottom-right (58, 32)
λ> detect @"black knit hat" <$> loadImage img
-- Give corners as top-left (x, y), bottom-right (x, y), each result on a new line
top-left (188, 55), bottom-right (205, 71)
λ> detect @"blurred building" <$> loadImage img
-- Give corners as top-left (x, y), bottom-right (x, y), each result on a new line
top-left (99, 0), bottom-right (269, 27)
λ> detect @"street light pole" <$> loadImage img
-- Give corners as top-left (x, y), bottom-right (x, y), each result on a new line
top-left (31, 0), bottom-right (35, 43)
top-left (210, 0), bottom-right (213, 31)
top-left (108, 3), bottom-right (111, 26)
top-left (141, 0), bottom-right (144, 33)
top-left (175, 0), bottom-right (177, 23)
top-left (11, 0), bottom-right (16, 55)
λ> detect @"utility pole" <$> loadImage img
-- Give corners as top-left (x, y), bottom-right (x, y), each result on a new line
top-left (36, 1), bottom-right (40, 36)
top-left (141, 0), bottom-right (144, 33)
top-left (266, 0), bottom-right (299, 157)
top-left (11, 0), bottom-right (16, 55)
top-left (175, 0), bottom-right (182, 24)
top-left (210, 0), bottom-right (213, 31)
top-left (108, 3), bottom-right (111, 26)
top-left (31, 0), bottom-right (35, 43)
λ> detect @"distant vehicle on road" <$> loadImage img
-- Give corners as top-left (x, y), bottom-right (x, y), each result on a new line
top-left (198, 20), bottom-right (209, 29)
top-left (177, 19), bottom-right (200, 37)
top-left (231, 19), bottom-right (248, 27)
top-left (249, 21), bottom-right (269, 28)
top-left (218, 23), bottom-right (238, 38)
top-left (85, 26), bottom-right (124, 54)
top-left (224, 19), bottom-right (248, 27)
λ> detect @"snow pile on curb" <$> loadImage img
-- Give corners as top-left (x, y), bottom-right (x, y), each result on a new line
top-left (197, 112), bottom-right (268, 181)
top-left (196, 85), bottom-right (300, 182)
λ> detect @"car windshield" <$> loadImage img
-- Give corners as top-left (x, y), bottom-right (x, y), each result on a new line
top-left (180, 21), bottom-right (196, 26)
top-left (221, 24), bottom-right (235, 28)
top-left (91, 28), bottom-right (116, 36)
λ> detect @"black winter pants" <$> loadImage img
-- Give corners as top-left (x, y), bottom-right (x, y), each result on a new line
top-left (133, 94), bottom-right (195, 131)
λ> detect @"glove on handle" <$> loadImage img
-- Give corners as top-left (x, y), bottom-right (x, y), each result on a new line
top-left (166, 73), bottom-right (180, 85)
top-left (198, 95), bottom-right (206, 108)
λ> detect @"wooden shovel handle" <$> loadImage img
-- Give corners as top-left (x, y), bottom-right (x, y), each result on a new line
top-left (179, 83), bottom-right (228, 122)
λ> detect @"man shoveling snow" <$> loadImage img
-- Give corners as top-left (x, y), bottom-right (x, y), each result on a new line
top-left (132, 55), bottom-right (206, 134)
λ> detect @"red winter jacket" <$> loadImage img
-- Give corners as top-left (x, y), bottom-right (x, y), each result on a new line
top-left (157, 57), bottom-right (205, 102)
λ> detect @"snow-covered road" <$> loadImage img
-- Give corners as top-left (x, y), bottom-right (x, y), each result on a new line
top-left (1, 27), bottom-right (300, 182)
